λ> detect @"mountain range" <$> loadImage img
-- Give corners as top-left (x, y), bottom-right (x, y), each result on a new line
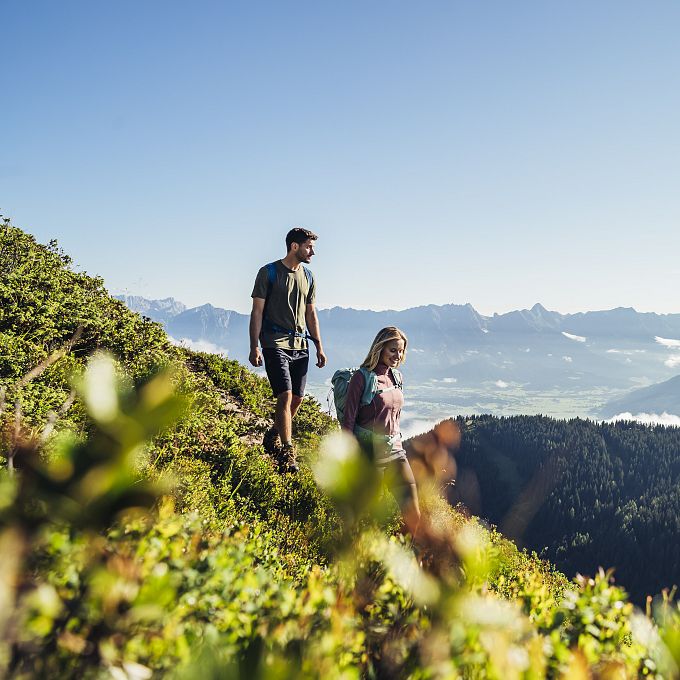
top-left (117, 295), bottom-right (680, 419)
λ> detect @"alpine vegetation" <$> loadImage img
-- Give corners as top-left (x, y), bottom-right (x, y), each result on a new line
top-left (1, 215), bottom-right (679, 678)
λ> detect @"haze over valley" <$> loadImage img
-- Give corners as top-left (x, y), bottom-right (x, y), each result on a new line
top-left (118, 295), bottom-right (680, 435)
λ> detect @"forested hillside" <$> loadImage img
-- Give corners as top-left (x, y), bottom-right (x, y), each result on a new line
top-left (440, 415), bottom-right (680, 603)
top-left (599, 375), bottom-right (680, 419)
top-left (1, 215), bottom-right (680, 678)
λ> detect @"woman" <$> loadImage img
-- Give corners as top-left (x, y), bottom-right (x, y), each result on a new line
top-left (342, 326), bottom-right (421, 525)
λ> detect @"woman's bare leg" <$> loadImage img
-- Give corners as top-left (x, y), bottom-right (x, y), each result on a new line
top-left (387, 458), bottom-right (421, 533)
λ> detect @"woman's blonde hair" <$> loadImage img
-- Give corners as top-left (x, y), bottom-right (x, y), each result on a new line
top-left (360, 326), bottom-right (408, 371)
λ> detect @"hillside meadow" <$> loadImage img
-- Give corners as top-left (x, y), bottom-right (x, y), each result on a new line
top-left (1, 215), bottom-right (679, 679)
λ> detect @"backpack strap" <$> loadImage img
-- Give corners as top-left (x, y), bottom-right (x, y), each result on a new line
top-left (265, 262), bottom-right (312, 299)
top-left (263, 262), bottom-right (278, 320)
top-left (266, 261), bottom-right (278, 287)
top-left (357, 367), bottom-right (403, 404)
top-left (261, 262), bottom-right (317, 342)
top-left (355, 366), bottom-right (403, 406)
top-left (302, 265), bottom-right (313, 291)
top-left (358, 367), bottom-right (379, 406)
top-left (390, 368), bottom-right (403, 389)
top-left (374, 368), bottom-right (403, 395)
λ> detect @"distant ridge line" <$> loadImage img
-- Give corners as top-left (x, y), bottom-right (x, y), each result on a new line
top-left (114, 295), bottom-right (680, 318)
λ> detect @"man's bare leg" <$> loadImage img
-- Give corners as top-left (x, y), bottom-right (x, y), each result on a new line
top-left (290, 394), bottom-right (303, 424)
top-left (275, 392), bottom-right (304, 443)
top-left (274, 392), bottom-right (305, 472)
top-left (275, 391), bottom-right (293, 444)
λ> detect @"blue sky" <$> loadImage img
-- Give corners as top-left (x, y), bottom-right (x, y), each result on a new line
top-left (2, 1), bottom-right (679, 315)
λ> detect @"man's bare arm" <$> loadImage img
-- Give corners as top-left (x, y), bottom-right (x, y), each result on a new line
top-left (305, 304), bottom-right (326, 368)
top-left (249, 298), bottom-right (265, 366)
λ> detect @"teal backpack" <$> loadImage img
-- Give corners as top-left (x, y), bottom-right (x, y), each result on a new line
top-left (330, 366), bottom-right (403, 424)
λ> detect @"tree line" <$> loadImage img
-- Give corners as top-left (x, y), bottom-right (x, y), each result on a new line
top-left (443, 414), bottom-right (680, 603)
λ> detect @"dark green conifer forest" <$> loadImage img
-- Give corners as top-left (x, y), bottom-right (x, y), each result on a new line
top-left (445, 415), bottom-right (680, 604)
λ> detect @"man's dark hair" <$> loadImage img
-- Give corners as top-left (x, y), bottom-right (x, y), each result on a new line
top-left (286, 227), bottom-right (318, 251)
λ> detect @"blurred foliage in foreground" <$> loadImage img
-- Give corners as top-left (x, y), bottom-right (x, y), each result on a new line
top-left (1, 216), bottom-right (679, 678)
top-left (1, 359), bottom-right (678, 679)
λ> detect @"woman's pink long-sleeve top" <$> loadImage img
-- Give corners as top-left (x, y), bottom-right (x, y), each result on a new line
top-left (341, 363), bottom-right (404, 455)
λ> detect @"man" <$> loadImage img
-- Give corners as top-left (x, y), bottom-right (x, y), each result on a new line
top-left (249, 227), bottom-right (327, 472)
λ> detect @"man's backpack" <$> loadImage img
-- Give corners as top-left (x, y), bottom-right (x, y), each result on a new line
top-left (265, 261), bottom-right (313, 293)
top-left (330, 366), bottom-right (403, 424)
top-left (262, 261), bottom-right (315, 341)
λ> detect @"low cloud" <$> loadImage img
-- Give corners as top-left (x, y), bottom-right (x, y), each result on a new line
top-left (608, 412), bottom-right (680, 427)
top-left (664, 355), bottom-right (680, 368)
top-left (607, 349), bottom-right (647, 355)
top-left (169, 336), bottom-right (229, 356)
top-left (655, 336), bottom-right (680, 349)
top-left (430, 377), bottom-right (458, 384)
top-left (495, 380), bottom-right (509, 388)
top-left (562, 331), bottom-right (586, 343)
top-left (400, 417), bottom-right (441, 439)
top-left (562, 356), bottom-right (573, 363)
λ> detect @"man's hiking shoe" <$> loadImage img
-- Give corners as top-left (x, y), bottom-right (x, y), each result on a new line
top-left (263, 427), bottom-right (281, 454)
top-left (280, 443), bottom-right (299, 474)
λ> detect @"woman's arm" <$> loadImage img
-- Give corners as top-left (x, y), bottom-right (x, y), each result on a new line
top-left (342, 370), bottom-right (366, 433)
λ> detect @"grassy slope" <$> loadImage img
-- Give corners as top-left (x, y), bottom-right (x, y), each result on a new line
top-left (2, 216), bottom-right (677, 679)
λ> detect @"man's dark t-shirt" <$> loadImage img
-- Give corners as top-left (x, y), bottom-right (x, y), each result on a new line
top-left (251, 261), bottom-right (316, 350)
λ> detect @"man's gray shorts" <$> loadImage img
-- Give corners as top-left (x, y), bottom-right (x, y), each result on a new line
top-left (262, 348), bottom-right (309, 397)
